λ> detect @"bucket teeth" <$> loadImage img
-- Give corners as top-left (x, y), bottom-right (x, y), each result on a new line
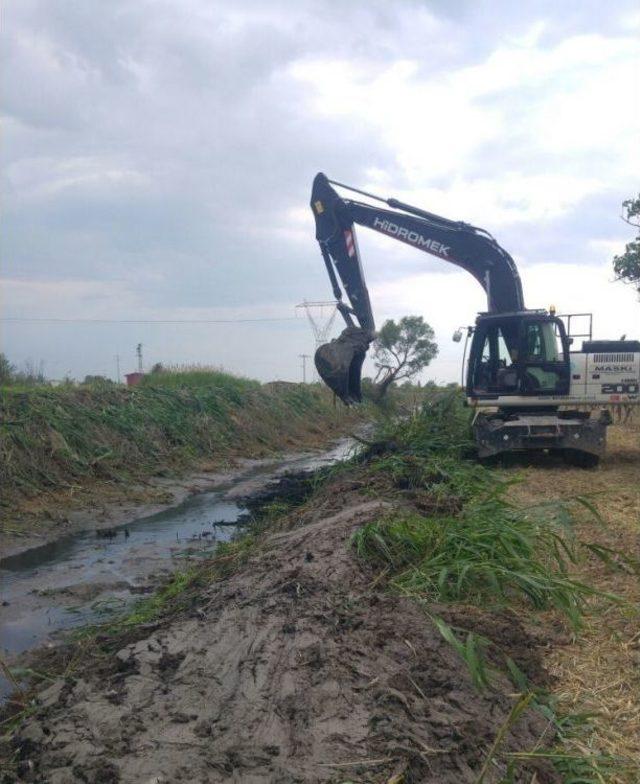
top-left (314, 327), bottom-right (373, 404)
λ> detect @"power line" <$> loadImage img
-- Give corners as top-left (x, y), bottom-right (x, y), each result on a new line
top-left (1, 316), bottom-right (300, 324)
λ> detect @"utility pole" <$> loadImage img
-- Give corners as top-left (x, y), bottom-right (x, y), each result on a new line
top-left (115, 354), bottom-right (121, 383)
top-left (136, 343), bottom-right (143, 373)
top-left (299, 354), bottom-right (310, 383)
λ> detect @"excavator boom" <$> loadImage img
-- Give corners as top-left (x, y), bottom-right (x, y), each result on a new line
top-left (310, 172), bottom-right (524, 402)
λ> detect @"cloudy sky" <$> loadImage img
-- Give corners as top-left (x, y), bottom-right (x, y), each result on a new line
top-left (2, 0), bottom-right (639, 383)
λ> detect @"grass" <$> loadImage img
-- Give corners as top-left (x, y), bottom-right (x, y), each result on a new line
top-left (353, 391), bottom-right (636, 781)
top-left (356, 393), bottom-right (623, 626)
top-left (353, 493), bottom-right (610, 628)
top-left (375, 387), bottom-right (475, 459)
top-left (140, 365), bottom-right (260, 398)
top-left (0, 368), bottom-right (354, 509)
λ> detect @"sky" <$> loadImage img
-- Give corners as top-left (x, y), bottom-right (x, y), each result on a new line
top-left (1, 0), bottom-right (639, 383)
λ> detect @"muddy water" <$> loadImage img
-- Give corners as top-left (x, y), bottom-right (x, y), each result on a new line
top-left (0, 437), bottom-right (357, 697)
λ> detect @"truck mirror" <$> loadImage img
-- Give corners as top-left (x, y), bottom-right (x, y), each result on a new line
top-left (452, 329), bottom-right (463, 343)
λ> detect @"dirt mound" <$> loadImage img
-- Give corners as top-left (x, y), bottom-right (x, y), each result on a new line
top-left (7, 495), bottom-right (556, 783)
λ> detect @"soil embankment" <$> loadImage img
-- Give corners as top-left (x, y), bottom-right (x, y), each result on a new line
top-left (3, 479), bottom-right (553, 783)
top-left (0, 377), bottom-right (360, 556)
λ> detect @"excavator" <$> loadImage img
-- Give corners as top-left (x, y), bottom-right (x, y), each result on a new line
top-left (310, 173), bottom-right (640, 466)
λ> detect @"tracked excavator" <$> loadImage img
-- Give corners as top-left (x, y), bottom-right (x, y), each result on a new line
top-left (310, 173), bottom-right (640, 466)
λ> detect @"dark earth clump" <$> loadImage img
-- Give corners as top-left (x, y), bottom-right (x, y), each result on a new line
top-left (239, 468), bottom-right (327, 518)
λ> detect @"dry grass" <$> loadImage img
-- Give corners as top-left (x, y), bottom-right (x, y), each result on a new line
top-left (511, 423), bottom-right (640, 781)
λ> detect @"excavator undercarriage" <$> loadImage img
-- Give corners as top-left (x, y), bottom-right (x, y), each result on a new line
top-left (474, 410), bottom-right (607, 466)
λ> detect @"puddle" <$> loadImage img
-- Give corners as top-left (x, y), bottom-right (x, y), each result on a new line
top-left (0, 437), bottom-right (358, 698)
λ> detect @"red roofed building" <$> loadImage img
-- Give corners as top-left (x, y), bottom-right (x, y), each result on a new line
top-left (125, 372), bottom-right (145, 387)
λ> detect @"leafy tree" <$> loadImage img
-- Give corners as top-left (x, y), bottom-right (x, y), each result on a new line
top-left (0, 353), bottom-right (15, 385)
top-left (373, 315), bottom-right (438, 399)
top-left (151, 362), bottom-right (165, 374)
top-left (612, 195), bottom-right (640, 293)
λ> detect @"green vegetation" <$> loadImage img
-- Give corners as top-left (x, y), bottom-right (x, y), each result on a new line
top-left (354, 391), bottom-right (632, 781)
top-left (357, 392), bottom-right (613, 626)
top-left (0, 368), bottom-right (351, 507)
top-left (372, 315), bottom-right (438, 398)
top-left (354, 496), bottom-right (606, 627)
top-left (612, 194), bottom-right (640, 293)
top-left (139, 365), bottom-right (260, 396)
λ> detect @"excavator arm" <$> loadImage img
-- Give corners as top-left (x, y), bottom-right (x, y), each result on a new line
top-left (310, 172), bottom-right (525, 402)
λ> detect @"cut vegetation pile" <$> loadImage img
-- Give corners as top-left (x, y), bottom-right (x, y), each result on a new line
top-left (2, 391), bottom-right (638, 783)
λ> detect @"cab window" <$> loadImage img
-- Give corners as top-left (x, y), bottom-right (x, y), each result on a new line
top-left (524, 322), bottom-right (561, 362)
top-left (521, 321), bottom-right (567, 393)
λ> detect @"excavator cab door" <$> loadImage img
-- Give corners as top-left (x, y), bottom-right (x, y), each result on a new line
top-left (468, 314), bottom-right (570, 399)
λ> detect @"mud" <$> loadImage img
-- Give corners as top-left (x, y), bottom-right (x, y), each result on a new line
top-left (0, 438), bottom-right (360, 696)
top-left (5, 487), bottom-right (556, 783)
top-left (1, 434), bottom-right (362, 561)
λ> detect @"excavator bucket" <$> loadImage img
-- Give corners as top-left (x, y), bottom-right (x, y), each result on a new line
top-left (314, 326), bottom-right (372, 404)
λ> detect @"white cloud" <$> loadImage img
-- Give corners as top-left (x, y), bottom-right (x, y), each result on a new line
top-left (292, 29), bottom-right (638, 222)
top-left (588, 237), bottom-right (629, 260)
top-left (291, 58), bottom-right (502, 180)
top-left (6, 156), bottom-right (150, 202)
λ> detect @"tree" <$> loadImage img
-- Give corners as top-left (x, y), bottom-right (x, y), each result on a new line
top-left (83, 375), bottom-right (114, 386)
top-left (612, 195), bottom-right (640, 293)
top-left (0, 353), bottom-right (15, 385)
top-left (12, 359), bottom-right (46, 386)
top-left (373, 315), bottom-right (438, 398)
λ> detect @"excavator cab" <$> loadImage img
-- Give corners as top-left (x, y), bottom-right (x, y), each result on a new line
top-left (467, 312), bottom-right (571, 399)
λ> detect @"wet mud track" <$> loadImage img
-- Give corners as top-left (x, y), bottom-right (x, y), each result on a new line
top-left (4, 477), bottom-right (557, 783)
top-left (0, 438), bottom-right (357, 699)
